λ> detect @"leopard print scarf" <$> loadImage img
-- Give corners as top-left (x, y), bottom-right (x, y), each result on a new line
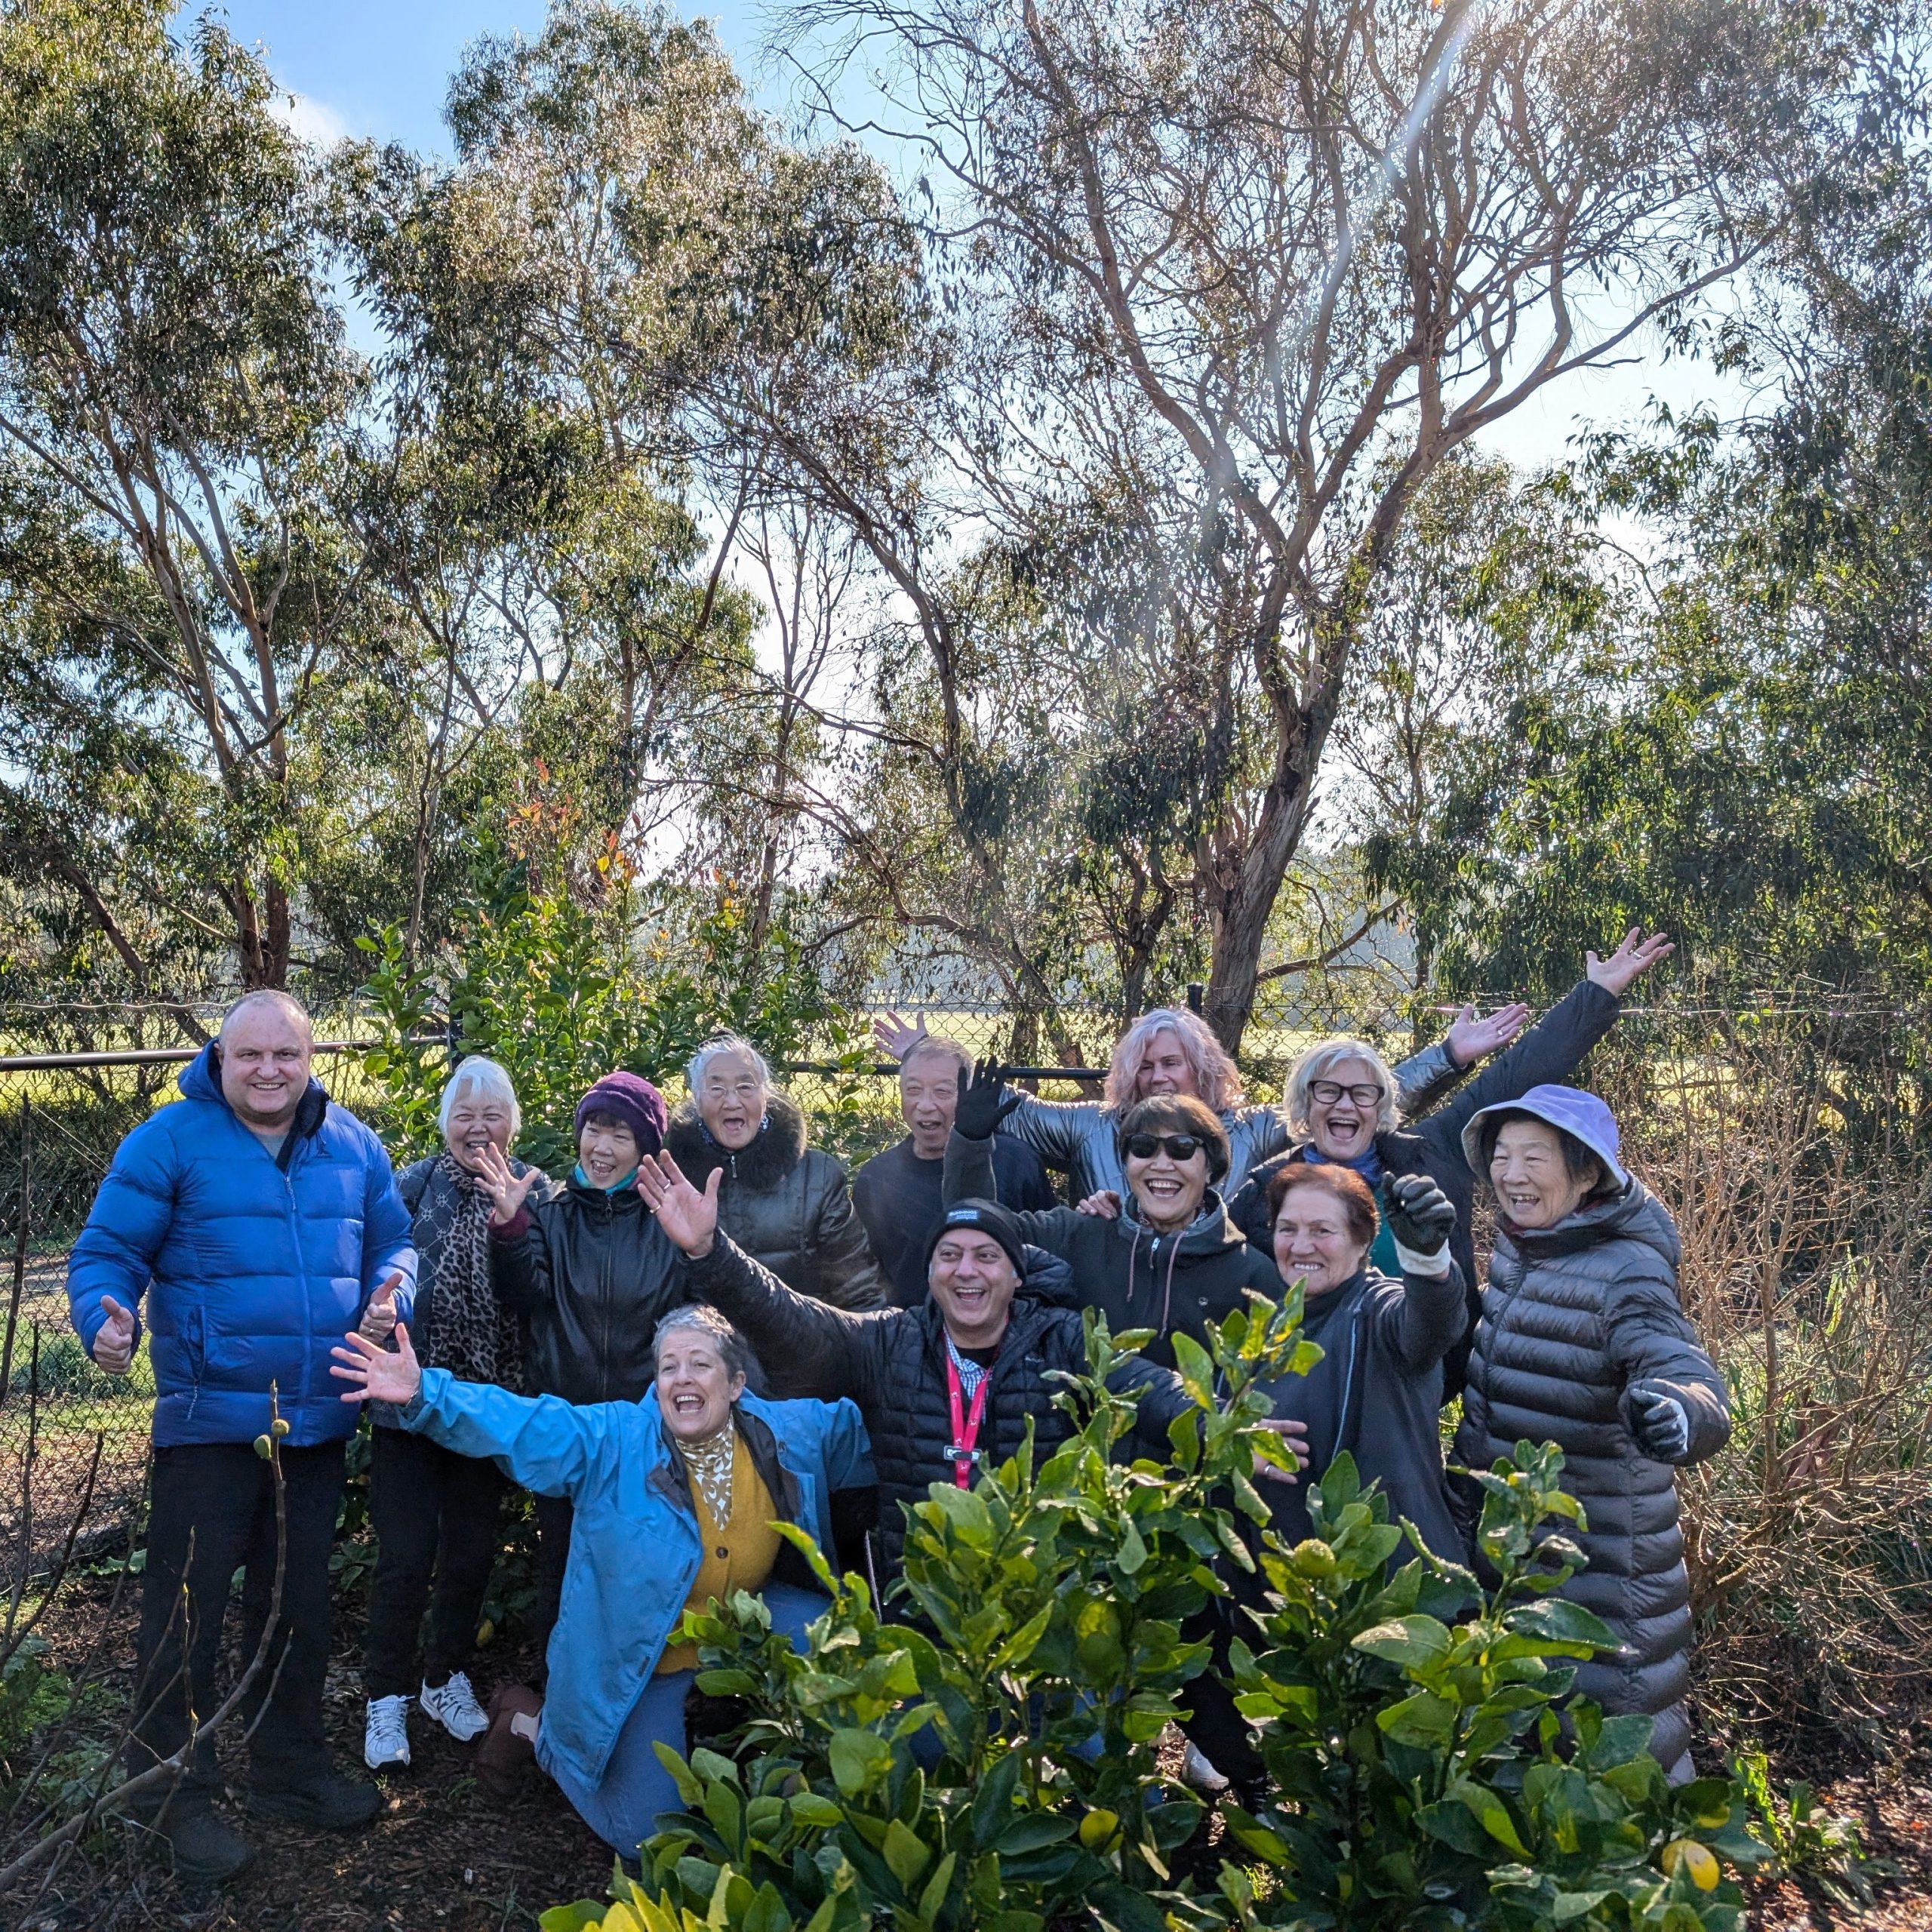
top-left (417, 1153), bottom-right (521, 1389)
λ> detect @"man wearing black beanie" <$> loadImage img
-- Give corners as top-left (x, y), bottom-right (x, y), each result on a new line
top-left (636, 1158), bottom-right (1234, 1590)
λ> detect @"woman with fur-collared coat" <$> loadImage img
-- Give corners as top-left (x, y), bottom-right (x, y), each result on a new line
top-left (663, 1033), bottom-right (886, 1313)
top-left (1454, 1084), bottom-right (1730, 1780)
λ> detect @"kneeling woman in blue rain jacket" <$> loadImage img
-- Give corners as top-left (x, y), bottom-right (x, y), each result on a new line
top-left (332, 1303), bottom-right (872, 1857)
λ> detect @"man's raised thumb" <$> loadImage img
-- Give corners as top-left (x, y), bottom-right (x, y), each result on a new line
top-left (101, 1295), bottom-right (132, 1329)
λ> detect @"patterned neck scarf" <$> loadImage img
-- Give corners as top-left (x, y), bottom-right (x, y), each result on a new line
top-left (676, 1423), bottom-right (737, 1524)
top-left (419, 1153), bottom-right (521, 1387)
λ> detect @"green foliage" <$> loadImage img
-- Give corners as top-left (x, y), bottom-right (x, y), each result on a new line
top-left (1730, 1752), bottom-right (1881, 1906)
top-left (1220, 1443), bottom-right (1767, 1930)
top-left (592, 1300), bottom-right (1311, 1932)
top-left (0, 1635), bottom-right (68, 1780)
top-left (358, 861), bottom-right (862, 1170)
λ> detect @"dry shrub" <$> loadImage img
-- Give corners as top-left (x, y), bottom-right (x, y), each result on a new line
top-left (1599, 1019), bottom-right (1932, 1759)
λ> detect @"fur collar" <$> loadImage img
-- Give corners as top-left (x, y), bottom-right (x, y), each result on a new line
top-left (666, 1088), bottom-right (808, 1188)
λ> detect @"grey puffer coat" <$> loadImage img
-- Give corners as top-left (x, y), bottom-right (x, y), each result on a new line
top-left (1001, 1040), bottom-right (1462, 1201)
top-left (1454, 1181), bottom-right (1730, 1772)
top-left (665, 1091), bottom-right (886, 1311)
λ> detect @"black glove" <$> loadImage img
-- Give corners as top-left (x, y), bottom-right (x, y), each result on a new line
top-left (954, 1057), bottom-right (1020, 1141)
top-left (1380, 1173), bottom-right (1456, 1257)
top-left (1626, 1383), bottom-right (1691, 1461)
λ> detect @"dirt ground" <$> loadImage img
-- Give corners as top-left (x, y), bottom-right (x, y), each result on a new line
top-left (10, 1568), bottom-right (1931, 1931)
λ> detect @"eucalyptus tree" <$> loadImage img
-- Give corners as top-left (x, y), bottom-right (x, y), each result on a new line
top-left (764, 0), bottom-right (1903, 1049)
top-left (0, 0), bottom-right (388, 990)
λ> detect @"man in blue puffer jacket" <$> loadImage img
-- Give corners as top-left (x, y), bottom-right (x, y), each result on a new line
top-left (67, 990), bottom-right (414, 1884)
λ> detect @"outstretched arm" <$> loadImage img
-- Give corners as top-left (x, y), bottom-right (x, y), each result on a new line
top-left (637, 1151), bottom-right (878, 1403)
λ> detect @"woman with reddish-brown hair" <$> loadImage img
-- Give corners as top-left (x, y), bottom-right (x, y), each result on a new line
top-left (1258, 1161), bottom-right (1469, 1564)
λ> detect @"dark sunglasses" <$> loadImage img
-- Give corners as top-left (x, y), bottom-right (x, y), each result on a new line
top-left (1124, 1132), bottom-right (1205, 1162)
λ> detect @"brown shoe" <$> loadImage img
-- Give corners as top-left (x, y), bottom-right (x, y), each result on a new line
top-left (475, 1684), bottom-right (541, 1803)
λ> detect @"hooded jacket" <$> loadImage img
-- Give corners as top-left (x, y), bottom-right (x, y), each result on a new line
top-left (1258, 1262), bottom-right (1468, 1564)
top-left (491, 1176), bottom-right (686, 1407)
top-left (681, 1233), bottom-right (1195, 1583)
top-left (666, 1092), bottom-right (886, 1311)
top-left (396, 1371), bottom-right (871, 1793)
top-left (65, 1044), bottom-right (415, 1448)
top-left (943, 1130), bottom-right (1283, 1369)
top-left (998, 1038), bottom-right (1466, 1202)
top-left (1227, 977), bottom-right (1626, 1397)
top-left (1454, 1179), bottom-right (1730, 1771)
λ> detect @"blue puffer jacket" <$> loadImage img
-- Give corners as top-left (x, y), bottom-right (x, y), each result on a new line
top-left (66, 1044), bottom-right (415, 1448)
top-left (398, 1372), bottom-right (872, 1793)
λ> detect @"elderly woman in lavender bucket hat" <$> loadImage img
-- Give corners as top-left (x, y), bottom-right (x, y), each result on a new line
top-left (1454, 1084), bottom-right (1730, 1781)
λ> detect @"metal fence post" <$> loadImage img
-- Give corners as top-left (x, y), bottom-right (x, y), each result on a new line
top-left (0, 1097), bottom-right (28, 1407)
top-left (1186, 983), bottom-right (1204, 1016)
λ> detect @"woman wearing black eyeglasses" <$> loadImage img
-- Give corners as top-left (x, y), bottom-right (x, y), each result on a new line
top-left (943, 1065), bottom-right (1281, 1369)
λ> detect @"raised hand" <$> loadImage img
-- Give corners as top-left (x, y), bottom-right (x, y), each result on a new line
top-left (475, 1141), bottom-right (540, 1228)
top-left (1255, 1415), bottom-right (1310, 1486)
top-left (1627, 1383), bottom-right (1691, 1461)
top-left (1075, 1189), bottom-right (1121, 1220)
top-left (332, 1321), bottom-right (423, 1407)
top-left (357, 1269), bottom-right (404, 1342)
top-left (873, 1011), bottom-right (929, 1060)
top-left (1380, 1173), bottom-right (1457, 1258)
top-left (1443, 1001), bottom-right (1531, 1068)
top-left (91, 1296), bottom-right (137, 1376)
top-left (635, 1151), bottom-right (721, 1257)
top-left (954, 1057), bottom-right (1020, 1141)
top-left (1586, 928), bottom-right (1675, 997)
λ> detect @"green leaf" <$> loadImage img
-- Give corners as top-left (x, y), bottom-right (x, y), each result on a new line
top-left (1377, 1690), bottom-right (1457, 1746)
top-left (827, 1727), bottom-right (892, 1797)
top-left (882, 1817), bottom-right (931, 1889)
top-left (1352, 1615), bottom-right (1454, 1669)
top-left (995, 1813), bottom-right (1077, 1854)
top-left (538, 1906), bottom-right (607, 1932)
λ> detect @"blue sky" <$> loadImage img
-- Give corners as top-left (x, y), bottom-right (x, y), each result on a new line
top-left (215, 2), bottom-right (777, 153)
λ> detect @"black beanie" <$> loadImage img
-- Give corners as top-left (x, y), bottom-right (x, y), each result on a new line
top-left (922, 1198), bottom-right (1029, 1283)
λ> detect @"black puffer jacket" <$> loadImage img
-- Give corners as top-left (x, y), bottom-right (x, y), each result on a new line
top-left (1229, 977), bottom-right (1626, 1397)
top-left (682, 1232), bottom-right (1194, 1584)
top-left (1454, 1180), bottom-right (1730, 1773)
top-left (666, 1093), bottom-right (886, 1310)
top-left (490, 1179), bottom-right (687, 1407)
top-left (945, 1130), bottom-right (1282, 1369)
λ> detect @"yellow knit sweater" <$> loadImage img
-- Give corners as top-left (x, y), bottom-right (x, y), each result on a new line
top-left (656, 1438), bottom-right (783, 1675)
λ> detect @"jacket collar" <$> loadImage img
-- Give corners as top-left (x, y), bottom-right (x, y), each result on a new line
top-left (1115, 1186), bottom-right (1246, 1257)
top-left (645, 1398), bottom-right (804, 1525)
top-left (665, 1091), bottom-right (808, 1188)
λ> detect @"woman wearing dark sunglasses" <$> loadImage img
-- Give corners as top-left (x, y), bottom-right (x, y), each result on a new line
top-left (943, 1063), bottom-right (1281, 1369)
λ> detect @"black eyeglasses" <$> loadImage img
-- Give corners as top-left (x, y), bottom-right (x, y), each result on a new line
top-left (1309, 1080), bottom-right (1383, 1107)
top-left (1124, 1133), bottom-right (1204, 1162)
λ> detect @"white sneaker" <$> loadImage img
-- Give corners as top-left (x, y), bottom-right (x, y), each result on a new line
top-left (1180, 1740), bottom-right (1229, 1795)
top-left (365, 1694), bottom-right (411, 1769)
top-left (420, 1671), bottom-right (489, 1743)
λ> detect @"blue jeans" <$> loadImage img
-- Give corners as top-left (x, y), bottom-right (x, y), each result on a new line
top-left (544, 1582), bottom-right (826, 1856)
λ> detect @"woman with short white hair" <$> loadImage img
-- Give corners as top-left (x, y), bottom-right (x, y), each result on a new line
top-left (361, 1056), bottom-right (555, 1774)
top-left (878, 999), bottom-right (1525, 1202)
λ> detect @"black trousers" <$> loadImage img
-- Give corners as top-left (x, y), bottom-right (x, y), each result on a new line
top-left (363, 1424), bottom-right (507, 1700)
top-left (532, 1491), bottom-right (574, 1666)
top-left (131, 1439), bottom-right (346, 1807)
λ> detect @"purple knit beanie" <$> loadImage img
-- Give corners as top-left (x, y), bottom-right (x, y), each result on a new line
top-left (574, 1071), bottom-right (668, 1157)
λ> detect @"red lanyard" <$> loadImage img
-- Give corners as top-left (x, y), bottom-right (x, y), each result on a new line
top-left (945, 1350), bottom-right (993, 1489)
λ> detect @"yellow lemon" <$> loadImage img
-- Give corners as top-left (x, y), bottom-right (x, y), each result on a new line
top-left (1661, 1838), bottom-right (1721, 1890)
top-left (1291, 1539), bottom-right (1338, 1578)
top-left (271, 1417), bottom-right (291, 1438)
top-left (475, 1617), bottom-right (496, 1647)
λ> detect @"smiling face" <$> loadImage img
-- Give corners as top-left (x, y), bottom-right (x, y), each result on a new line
top-left (445, 1087), bottom-right (515, 1174)
top-left (697, 1049), bottom-right (767, 1152)
top-left (1306, 1055), bottom-right (1386, 1162)
top-left (928, 1231), bottom-right (1019, 1351)
top-left (1489, 1119), bottom-right (1599, 1230)
top-left (1124, 1137), bottom-right (1210, 1232)
top-left (655, 1326), bottom-right (745, 1443)
top-left (218, 998), bottom-right (312, 1131)
top-left (1272, 1184), bottom-right (1371, 1298)
top-left (1132, 1028), bottom-right (1199, 1102)
top-left (577, 1112), bottom-right (641, 1188)
top-left (900, 1050), bottom-right (964, 1160)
